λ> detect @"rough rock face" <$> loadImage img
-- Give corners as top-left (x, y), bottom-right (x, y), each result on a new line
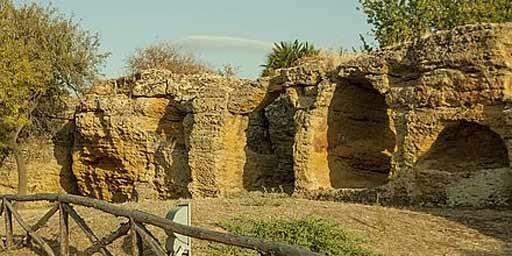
top-left (7, 23), bottom-right (512, 208)
top-left (301, 23), bottom-right (512, 207)
top-left (72, 94), bottom-right (190, 202)
top-left (72, 71), bottom-right (238, 201)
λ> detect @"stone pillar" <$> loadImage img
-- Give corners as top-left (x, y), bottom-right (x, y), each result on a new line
top-left (185, 87), bottom-right (231, 197)
top-left (293, 81), bottom-right (336, 192)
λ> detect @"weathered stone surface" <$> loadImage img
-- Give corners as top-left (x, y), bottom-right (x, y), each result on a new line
top-left (72, 95), bottom-right (190, 202)
top-left (71, 23), bottom-right (512, 207)
top-left (227, 79), bottom-right (271, 114)
top-left (303, 23), bottom-right (512, 207)
top-left (72, 70), bottom-right (269, 200)
top-left (71, 70), bottom-right (235, 202)
top-left (5, 23), bottom-right (512, 208)
top-left (289, 23), bottom-right (512, 207)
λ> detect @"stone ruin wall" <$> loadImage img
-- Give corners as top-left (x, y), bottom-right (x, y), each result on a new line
top-left (1, 23), bottom-right (512, 208)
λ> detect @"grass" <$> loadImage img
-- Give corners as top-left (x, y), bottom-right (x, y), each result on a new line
top-left (238, 190), bottom-right (289, 207)
top-left (211, 216), bottom-right (378, 256)
top-left (0, 197), bottom-right (510, 255)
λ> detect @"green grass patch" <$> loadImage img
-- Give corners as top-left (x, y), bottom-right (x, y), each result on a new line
top-left (209, 216), bottom-right (378, 256)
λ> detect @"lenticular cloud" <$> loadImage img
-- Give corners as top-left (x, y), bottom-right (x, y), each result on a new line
top-left (176, 35), bottom-right (273, 52)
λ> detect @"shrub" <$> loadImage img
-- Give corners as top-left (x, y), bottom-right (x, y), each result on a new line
top-left (210, 216), bottom-right (378, 256)
top-left (126, 42), bottom-right (212, 75)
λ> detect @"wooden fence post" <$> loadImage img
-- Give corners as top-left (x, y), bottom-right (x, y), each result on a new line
top-left (4, 201), bottom-right (55, 256)
top-left (1, 194), bottom-right (319, 256)
top-left (3, 199), bottom-right (13, 248)
top-left (63, 204), bottom-right (112, 256)
top-left (82, 222), bottom-right (130, 256)
top-left (59, 202), bottom-right (69, 256)
top-left (130, 218), bottom-right (143, 256)
top-left (133, 223), bottom-right (166, 256)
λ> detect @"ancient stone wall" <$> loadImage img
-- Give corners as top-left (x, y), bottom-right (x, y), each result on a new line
top-left (328, 22), bottom-right (512, 207)
top-left (2, 23), bottom-right (512, 208)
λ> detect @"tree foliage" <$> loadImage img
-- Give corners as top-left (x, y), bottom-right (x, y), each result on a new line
top-left (358, 0), bottom-right (512, 47)
top-left (126, 42), bottom-right (212, 75)
top-left (261, 40), bottom-right (319, 77)
top-left (0, 0), bottom-right (108, 194)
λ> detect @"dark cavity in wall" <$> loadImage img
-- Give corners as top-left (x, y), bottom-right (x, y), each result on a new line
top-left (327, 78), bottom-right (396, 189)
top-left (414, 121), bottom-right (511, 207)
top-left (53, 121), bottom-right (79, 194)
top-left (265, 94), bottom-right (296, 192)
top-left (154, 102), bottom-right (191, 199)
top-left (243, 94), bottom-right (296, 193)
top-left (416, 121), bottom-right (509, 172)
top-left (243, 110), bottom-right (275, 191)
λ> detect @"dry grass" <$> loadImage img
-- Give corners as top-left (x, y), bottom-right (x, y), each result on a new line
top-left (0, 194), bottom-right (510, 255)
top-left (295, 49), bottom-right (365, 71)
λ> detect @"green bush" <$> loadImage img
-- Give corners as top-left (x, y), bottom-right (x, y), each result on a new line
top-left (210, 216), bottom-right (378, 256)
top-left (261, 40), bottom-right (319, 77)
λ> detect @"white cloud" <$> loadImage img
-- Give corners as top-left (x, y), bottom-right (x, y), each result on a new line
top-left (175, 35), bottom-right (273, 53)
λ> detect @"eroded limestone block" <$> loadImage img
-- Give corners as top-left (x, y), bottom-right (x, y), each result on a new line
top-left (65, 23), bottom-right (512, 208)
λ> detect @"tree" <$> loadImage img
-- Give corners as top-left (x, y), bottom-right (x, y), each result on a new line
top-left (0, 0), bottom-right (108, 195)
top-left (261, 40), bottom-right (319, 77)
top-left (358, 0), bottom-right (512, 47)
top-left (126, 42), bottom-right (212, 75)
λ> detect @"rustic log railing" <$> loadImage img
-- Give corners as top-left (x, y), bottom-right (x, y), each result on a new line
top-left (0, 193), bottom-right (318, 256)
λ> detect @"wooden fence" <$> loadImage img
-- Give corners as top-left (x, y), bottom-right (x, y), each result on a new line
top-left (0, 193), bottom-right (318, 256)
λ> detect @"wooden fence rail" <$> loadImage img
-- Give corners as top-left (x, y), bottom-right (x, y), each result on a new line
top-left (0, 193), bottom-right (318, 256)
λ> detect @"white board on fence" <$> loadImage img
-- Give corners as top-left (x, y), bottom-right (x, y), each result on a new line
top-left (165, 202), bottom-right (191, 256)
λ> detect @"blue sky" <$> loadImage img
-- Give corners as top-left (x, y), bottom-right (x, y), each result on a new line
top-left (15, 0), bottom-right (372, 79)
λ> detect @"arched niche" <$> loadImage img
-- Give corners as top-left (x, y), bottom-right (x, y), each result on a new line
top-left (415, 121), bottom-right (509, 172)
top-left (327, 79), bottom-right (396, 189)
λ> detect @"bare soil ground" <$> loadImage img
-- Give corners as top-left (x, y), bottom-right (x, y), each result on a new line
top-left (0, 195), bottom-right (510, 255)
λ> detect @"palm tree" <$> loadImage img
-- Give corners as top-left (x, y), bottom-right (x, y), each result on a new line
top-left (261, 40), bottom-right (319, 77)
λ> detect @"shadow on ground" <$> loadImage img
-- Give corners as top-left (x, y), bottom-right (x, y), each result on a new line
top-left (414, 206), bottom-right (512, 255)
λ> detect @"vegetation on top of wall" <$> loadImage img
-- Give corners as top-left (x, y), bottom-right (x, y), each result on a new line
top-left (358, 0), bottom-right (512, 47)
top-left (0, 0), bottom-right (108, 195)
top-left (126, 42), bottom-right (213, 75)
top-left (211, 216), bottom-right (378, 256)
top-left (261, 40), bottom-right (319, 77)
top-left (217, 63), bottom-right (239, 78)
